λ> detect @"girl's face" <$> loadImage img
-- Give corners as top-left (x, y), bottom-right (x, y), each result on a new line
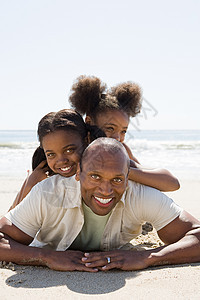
top-left (42, 130), bottom-right (84, 177)
top-left (93, 110), bottom-right (129, 143)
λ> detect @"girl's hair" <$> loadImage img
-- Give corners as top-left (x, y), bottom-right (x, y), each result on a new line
top-left (32, 109), bottom-right (105, 170)
top-left (69, 75), bottom-right (142, 121)
top-left (32, 146), bottom-right (46, 171)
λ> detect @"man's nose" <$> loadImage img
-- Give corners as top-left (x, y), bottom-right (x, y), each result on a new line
top-left (99, 180), bottom-right (113, 195)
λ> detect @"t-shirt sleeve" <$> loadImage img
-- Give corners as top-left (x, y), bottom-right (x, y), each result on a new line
top-left (5, 184), bottom-right (43, 238)
top-left (132, 183), bottom-right (183, 231)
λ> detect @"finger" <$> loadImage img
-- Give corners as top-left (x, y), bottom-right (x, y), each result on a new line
top-left (101, 261), bottom-right (122, 271)
top-left (82, 253), bottom-right (102, 265)
top-left (100, 256), bottom-right (124, 271)
top-left (83, 252), bottom-right (108, 260)
top-left (36, 160), bottom-right (48, 169)
top-left (75, 263), bottom-right (99, 272)
top-left (83, 253), bottom-right (125, 270)
top-left (42, 166), bottom-right (51, 174)
top-left (82, 252), bottom-right (114, 263)
top-left (83, 256), bottom-right (113, 269)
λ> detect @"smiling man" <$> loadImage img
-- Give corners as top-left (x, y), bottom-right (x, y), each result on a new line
top-left (0, 138), bottom-right (200, 272)
top-left (78, 139), bottom-right (129, 216)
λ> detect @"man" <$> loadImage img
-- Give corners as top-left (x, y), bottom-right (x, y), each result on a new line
top-left (0, 138), bottom-right (200, 272)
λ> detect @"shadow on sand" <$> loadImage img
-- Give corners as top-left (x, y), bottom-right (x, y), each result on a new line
top-left (5, 262), bottom-right (200, 295)
top-left (5, 265), bottom-right (139, 295)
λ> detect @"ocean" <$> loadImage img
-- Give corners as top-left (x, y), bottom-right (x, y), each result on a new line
top-left (0, 130), bottom-right (200, 180)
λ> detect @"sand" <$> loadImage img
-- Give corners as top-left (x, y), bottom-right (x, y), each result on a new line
top-left (0, 176), bottom-right (200, 299)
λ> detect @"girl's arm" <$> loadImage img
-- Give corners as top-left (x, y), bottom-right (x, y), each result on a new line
top-left (8, 161), bottom-right (50, 211)
top-left (123, 143), bottom-right (140, 163)
top-left (129, 163), bottom-right (180, 191)
top-left (123, 143), bottom-right (180, 192)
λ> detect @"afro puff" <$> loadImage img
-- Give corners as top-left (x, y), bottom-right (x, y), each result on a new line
top-left (110, 82), bottom-right (142, 117)
top-left (69, 75), bottom-right (107, 116)
top-left (69, 75), bottom-right (142, 119)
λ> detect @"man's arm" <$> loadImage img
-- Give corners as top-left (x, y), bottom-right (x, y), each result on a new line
top-left (81, 210), bottom-right (200, 271)
top-left (122, 143), bottom-right (140, 163)
top-left (0, 217), bottom-right (97, 272)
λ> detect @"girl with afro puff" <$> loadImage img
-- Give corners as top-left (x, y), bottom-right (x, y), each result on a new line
top-left (69, 75), bottom-right (180, 192)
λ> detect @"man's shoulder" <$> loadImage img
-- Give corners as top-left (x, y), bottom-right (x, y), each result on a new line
top-left (125, 180), bottom-right (164, 201)
top-left (126, 180), bottom-right (150, 194)
top-left (35, 175), bottom-right (81, 208)
top-left (38, 174), bottom-right (78, 189)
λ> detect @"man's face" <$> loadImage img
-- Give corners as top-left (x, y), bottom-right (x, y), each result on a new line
top-left (76, 147), bottom-right (129, 216)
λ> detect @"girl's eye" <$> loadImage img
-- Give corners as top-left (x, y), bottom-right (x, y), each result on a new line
top-left (105, 127), bottom-right (114, 132)
top-left (46, 153), bottom-right (55, 158)
top-left (65, 148), bottom-right (75, 154)
top-left (91, 174), bottom-right (100, 180)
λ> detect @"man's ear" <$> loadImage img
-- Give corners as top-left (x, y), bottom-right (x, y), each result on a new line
top-left (85, 115), bottom-right (92, 124)
top-left (75, 163), bottom-right (80, 181)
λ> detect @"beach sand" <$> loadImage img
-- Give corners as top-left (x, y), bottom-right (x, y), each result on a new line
top-left (0, 177), bottom-right (200, 299)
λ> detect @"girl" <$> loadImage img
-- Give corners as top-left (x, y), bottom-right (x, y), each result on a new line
top-left (9, 109), bottom-right (105, 210)
top-left (69, 75), bottom-right (180, 192)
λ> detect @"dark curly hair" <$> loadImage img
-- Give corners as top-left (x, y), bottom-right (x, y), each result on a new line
top-left (32, 109), bottom-right (105, 171)
top-left (69, 75), bottom-right (142, 121)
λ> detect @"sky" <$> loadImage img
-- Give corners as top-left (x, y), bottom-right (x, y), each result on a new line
top-left (0, 0), bottom-right (200, 131)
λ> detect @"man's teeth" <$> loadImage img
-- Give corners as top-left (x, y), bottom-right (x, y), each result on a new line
top-left (95, 197), bottom-right (112, 204)
top-left (60, 166), bottom-right (71, 171)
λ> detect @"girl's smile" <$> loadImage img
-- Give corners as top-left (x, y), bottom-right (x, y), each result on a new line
top-left (42, 129), bottom-right (84, 177)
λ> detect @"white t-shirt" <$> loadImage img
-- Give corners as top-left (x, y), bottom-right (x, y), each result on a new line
top-left (5, 175), bottom-right (182, 251)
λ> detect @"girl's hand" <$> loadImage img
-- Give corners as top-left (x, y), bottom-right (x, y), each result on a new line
top-left (26, 160), bottom-right (51, 188)
top-left (8, 161), bottom-right (52, 211)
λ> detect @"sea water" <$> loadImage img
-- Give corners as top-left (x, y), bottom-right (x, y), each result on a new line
top-left (0, 130), bottom-right (200, 180)
top-left (126, 129), bottom-right (200, 180)
top-left (0, 130), bottom-right (38, 177)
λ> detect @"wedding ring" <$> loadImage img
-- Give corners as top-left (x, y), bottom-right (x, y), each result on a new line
top-left (106, 257), bottom-right (111, 264)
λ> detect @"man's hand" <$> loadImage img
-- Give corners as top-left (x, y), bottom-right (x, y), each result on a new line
top-left (81, 250), bottom-right (151, 271)
top-left (82, 211), bottom-right (200, 272)
top-left (45, 250), bottom-right (99, 272)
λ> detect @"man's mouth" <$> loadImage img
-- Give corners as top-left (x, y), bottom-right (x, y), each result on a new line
top-left (94, 196), bottom-right (113, 205)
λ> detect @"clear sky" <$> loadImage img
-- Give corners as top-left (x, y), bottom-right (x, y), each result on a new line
top-left (0, 0), bottom-right (199, 130)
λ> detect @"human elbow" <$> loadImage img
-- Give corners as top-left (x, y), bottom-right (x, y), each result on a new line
top-left (162, 170), bottom-right (180, 191)
top-left (169, 177), bottom-right (180, 191)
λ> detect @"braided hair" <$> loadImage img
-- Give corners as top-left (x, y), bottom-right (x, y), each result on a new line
top-left (32, 109), bottom-right (105, 170)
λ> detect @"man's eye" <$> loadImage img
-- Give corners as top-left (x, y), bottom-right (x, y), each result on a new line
top-left (113, 178), bottom-right (122, 183)
top-left (121, 130), bottom-right (127, 134)
top-left (91, 174), bottom-right (100, 180)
